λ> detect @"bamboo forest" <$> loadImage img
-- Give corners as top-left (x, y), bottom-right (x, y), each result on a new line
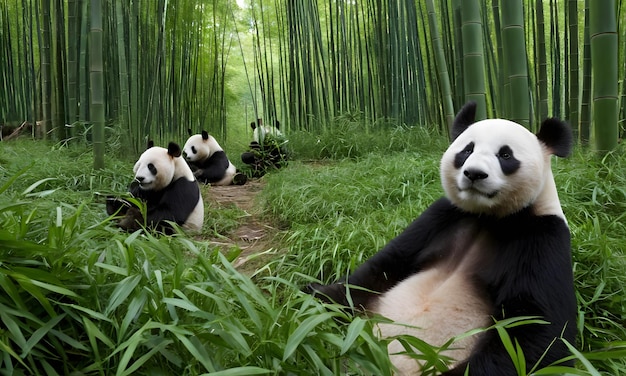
top-left (1, 0), bottom-right (626, 375)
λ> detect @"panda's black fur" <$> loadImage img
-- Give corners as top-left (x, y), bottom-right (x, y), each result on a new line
top-left (106, 141), bottom-right (204, 235)
top-left (308, 102), bottom-right (577, 375)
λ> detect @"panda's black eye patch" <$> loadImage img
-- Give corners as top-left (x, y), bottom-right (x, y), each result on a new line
top-left (497, 145), bottom-right (520, 175)
top-left (148, 163), bottom-right (157, 176)
top-left (454, 142), bottom-right (474, 169)
top-left (191, 146), bottom-right (197, 154)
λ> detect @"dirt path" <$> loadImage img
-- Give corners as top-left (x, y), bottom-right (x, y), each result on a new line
top-left (203, 179), bottom-right (277, 271)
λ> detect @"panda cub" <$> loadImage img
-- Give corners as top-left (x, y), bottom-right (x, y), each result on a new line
top-left (183, 130), bottom-right (246, 185)
top-left (308, 102), bottom-right (576, 375)
top-left (106, 141), bottom-right (204, 234)
top-left (241, 120), bottom-right (289, 177)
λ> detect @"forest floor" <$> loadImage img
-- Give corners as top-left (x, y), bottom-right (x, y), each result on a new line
top-left (203, 179), bottom-right (279, 274)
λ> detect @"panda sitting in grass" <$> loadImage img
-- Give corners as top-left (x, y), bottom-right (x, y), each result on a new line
top-left (241, 120), bottom-right (289, 178)
top-left (183, 129), bottom-right (247, 185)
top-left (106, 141), bottom-right (204, 235)
top-left (307, 102), bottom-right (577, 375)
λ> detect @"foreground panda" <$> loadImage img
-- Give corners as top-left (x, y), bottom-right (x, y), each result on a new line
top-left (308, 102), bottom-right (576, 375)
top-left (106, 141), bottom-right (204, 234)
top-left (183, 130), bottom-right (246, 185)
top-left (241, 120), bottom-right (289, 177)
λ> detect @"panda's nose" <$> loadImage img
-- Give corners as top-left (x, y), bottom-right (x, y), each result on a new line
top-left (464, 169), bottom-right (488, 181)
top-left (135, 176), bottom-right (145, 183)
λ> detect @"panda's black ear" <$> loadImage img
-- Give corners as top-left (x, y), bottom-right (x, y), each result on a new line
top-left (536, 118), bottom-right (573, 157)
top-left (451, 101), bottom-right (477, 140)
top-left (201, 130), bottom-right (209, 140)
top-left (167, 142), bottom-right (182, 158)
top-left (146, 140), bottom-right (154, 149)
top-left (187, 128), bottom-right (193, 136)
top-left (250, 122), bottom-right (257, 130)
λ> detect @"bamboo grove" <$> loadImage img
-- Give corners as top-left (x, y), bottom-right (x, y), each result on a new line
top-left (0, 0), bottom-right (625, 160)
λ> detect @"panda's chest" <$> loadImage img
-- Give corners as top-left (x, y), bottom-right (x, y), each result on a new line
top-left (372, 223), bottom-right (495, 349)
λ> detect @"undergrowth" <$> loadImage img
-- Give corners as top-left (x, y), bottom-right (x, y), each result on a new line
top-left (1, 128), bottom-right (626, 374)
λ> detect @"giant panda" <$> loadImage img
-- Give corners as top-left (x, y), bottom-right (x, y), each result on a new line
top-left (241, 120), bottom-right (289, 177)
top-left (307, 102), bottom-right (577, 375)
top-left (106, 141), bottom-right (204, 234)
top-left (183, 130), bottom-right (246, 185)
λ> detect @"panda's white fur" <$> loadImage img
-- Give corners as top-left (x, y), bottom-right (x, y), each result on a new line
top-left (133, 144), bottom-right (204, 232)
top-left (308, 102), bottom-right (576, 375)
top-left (183, 132), bottom-right (237, 186)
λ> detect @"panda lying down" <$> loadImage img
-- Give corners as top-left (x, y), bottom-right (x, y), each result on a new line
top-left (307, 102), bottom-right (577, 375)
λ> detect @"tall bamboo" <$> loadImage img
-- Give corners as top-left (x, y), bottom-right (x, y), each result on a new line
top-left (425, 0), bottom-right (454, 134)
top-left (40, 0), bottom-right (52, 138)
top-left (90, 0), bottom-right (105, 169)
top-left (589, 0), bottom-right (618, 152)
top-left (460, 0), bottom-right (486, 120)
top-left (568, 0), bottom-right (580, 139)
top-left (500, 0), bottom-right (530, 128)
top-left (535, 0), bottom-right (548, 122)
top-left (579, 0), bottom-right (591, 144)
top-left (67, 0), bottom-right (79, 130)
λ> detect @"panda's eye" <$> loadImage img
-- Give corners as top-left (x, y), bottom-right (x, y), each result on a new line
top-left (462, 143), bottom-right (474, 154)
top-left (191, 146), bottom-right (197, 154)
top-left (497, 146), bottom-right (514, 160)
top-left (148, 163), bottom-right (157, 175)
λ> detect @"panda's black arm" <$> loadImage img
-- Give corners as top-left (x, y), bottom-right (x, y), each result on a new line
top-left (443, 216), bottom-right (577, 375)
top-left (144, 179), bottom-right (201, 232)
top-left (195, 151), bottom-right (231, 183)
top-left (308, 198), bottom-right (464, 309)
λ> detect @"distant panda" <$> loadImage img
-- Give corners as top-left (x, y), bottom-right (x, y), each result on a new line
top-left (241, 120), bottom-right (288, 177)
top-left (106, 141), bottom-right (204, 234)
top-left (183, 130), bottom-right (246, 185)
top-left (307, 102), bottom-right (577, 375)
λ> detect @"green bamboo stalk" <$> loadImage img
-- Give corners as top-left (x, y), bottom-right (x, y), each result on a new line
top-left (500, 0), bottom-right (530, 128)
top-left (53, 0), bottom-right (67, 140)
top-left (535, 0), bottom-right (548, 122)
top-left (568, 0), bottom-right (580, 140)
top-left (460, 0), bottom-right (486, 120)
top-left (579, 0), bottom-right (591, 144)
top-left (67, 0), bottom-right (79, 131)
top-left (589, 0), bottom-right (619, 152)
top-left (550, 0), bottom-right (561, 118)
top-left (115, 0), bottom-right (130, 135)
top-left (78, 0), bottom-right (90, 124)
top-left (425, 0), bottom-right (454, 134)
top-left (40, 0), bottom-right (52, 138)
top-left (90, 0), bottom-right (105, 169)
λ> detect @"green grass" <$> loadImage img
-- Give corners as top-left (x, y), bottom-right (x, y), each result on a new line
top-left (1, 129), bottom-right (626, 375)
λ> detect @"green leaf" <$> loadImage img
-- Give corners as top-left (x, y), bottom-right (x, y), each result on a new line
top-left (283, 312), bottom-right (335, 361)
top-left (105, 274), bottom-right (142, 315)
top-left (200, 367), bottom-right (270, 376)
top-left (340, 316), bottom-right (366, 355)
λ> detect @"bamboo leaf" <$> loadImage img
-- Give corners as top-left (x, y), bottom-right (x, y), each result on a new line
top-left (283, 312), bottom-right (335, 361)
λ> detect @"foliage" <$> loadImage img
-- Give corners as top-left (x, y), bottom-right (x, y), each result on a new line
top-left (1, 133), bottom-right (626, 374)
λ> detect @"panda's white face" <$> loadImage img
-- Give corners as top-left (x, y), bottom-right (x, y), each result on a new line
top-left (133, 147), bottom-right (176, 191)
top-left (440, 119), bottom-right (548, 217)
top-left (182, 134), bottom-right (210, 163)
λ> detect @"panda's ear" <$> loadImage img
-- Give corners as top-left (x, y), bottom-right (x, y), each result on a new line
top-left (250, 122), bottom-right (257, 130)
top-left (536, 118), bottom-right (573, 157)
top-left (201, 130), bottom-right (209, 140)
top-left (167, 142), bottom-right (182, 158)
top-left (146, 140), bottom-right (154, 149)
top-left (187, 128), bottom-right (193, 136)
top-left (450, 101), bottom-right (477, 140)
